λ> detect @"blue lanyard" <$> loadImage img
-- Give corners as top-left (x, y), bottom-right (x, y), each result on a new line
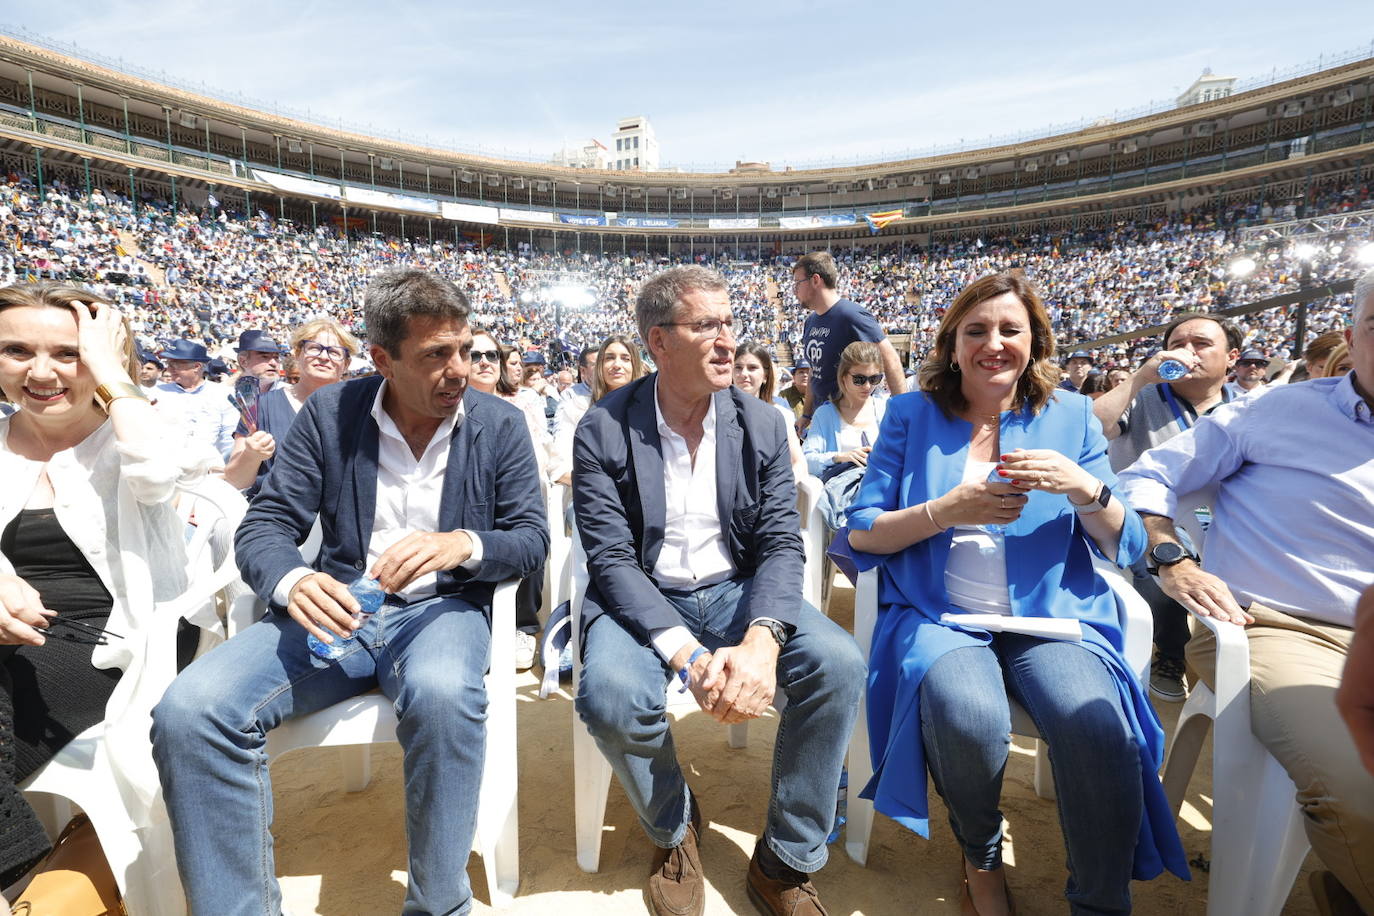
top-left (1161, 384), bottom-right (1193, 430)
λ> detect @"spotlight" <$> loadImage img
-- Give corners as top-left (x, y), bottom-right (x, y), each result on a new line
top-left (1358, 242), bottom-right (1374, 264)
top-left (1294, 243), bottom-right (1318, 261)
top-left (1228, 257), bottom-right (1257, 278)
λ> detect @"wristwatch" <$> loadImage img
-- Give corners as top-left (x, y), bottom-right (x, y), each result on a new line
top-left (1072, 482), bottom-right (1112, 514)
top-left (752, 619), bottom-right (790, 648)
top-left (1146, 541), bottom-right (1199, 576)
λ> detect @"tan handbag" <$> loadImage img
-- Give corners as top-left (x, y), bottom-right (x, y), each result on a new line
top-left (10, 814), bottom-right (125, 916)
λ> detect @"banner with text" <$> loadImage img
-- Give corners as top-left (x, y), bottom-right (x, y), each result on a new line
top-left (617, 216), bottom-right (679, 229)
top-left (778, 213), bottom-right (857, 230)
top-left (558, 213), bottom-right (607, 226)
top-left (708, 217), bottom-right (760, 230)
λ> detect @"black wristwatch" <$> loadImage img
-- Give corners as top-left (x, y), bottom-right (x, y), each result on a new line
top-left (752, 619), bottom-right (790, 648)
top-left (1146, 541), bottom-right (1199, 576)
top-left (1072, 482), bottom-right (1112, 514)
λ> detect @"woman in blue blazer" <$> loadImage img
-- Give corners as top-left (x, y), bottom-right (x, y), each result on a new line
top-left (845, 273), bottom-right (1187, 914)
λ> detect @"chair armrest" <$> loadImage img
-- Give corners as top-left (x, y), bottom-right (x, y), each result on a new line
top-left (1094, 557), bottom-right (1153, 681)
top-left (853, 569), bottom-right (879, 663)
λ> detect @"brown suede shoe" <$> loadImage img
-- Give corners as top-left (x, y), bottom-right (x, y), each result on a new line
top-left (746, 839), bottom-right (828, 916)
top-left (1309, 870), bottom-right (1365, 916)
top-left (645, 794), bottom-right (704, 916)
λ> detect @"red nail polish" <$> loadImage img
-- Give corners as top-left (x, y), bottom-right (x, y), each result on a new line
top-left (997, 469), bottom-right (1010, 476)
top-left (1000, 454), bottom-right (1011, 461)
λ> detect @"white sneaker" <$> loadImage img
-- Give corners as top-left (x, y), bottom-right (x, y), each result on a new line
top-left (514, 630), bottom-right (537, 671)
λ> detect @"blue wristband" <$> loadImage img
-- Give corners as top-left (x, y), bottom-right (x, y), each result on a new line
top-left (676, 646), bottom-right (708, 692)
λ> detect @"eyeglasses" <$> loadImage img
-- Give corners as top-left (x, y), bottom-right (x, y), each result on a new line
top-left (300, 341), bottom-right (347, 362)
top-left (45, 616), bottom-right (123, 646)
top-left (849, 373), bottom-right (884, 387)
top-left (471, 350), bottom-right (501, 364)
top-left (658, 317), bottom-right (734, 339)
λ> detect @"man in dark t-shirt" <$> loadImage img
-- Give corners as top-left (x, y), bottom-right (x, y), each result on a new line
top-left (792, 251), bottom-right (905, 432)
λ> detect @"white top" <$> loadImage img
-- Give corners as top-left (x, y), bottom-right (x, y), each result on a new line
top-left (271, 380), bottom-right (483, 606)
top-left (835, 400), bottom-right (880, 452)
top-left (548, 394), bottom-right (590, 483)
top-left (651, 382), bottom-right (734, 589)
top-left (944, 458), bottom-right (1012, 616)
top-left (647, 380), bottom-right (735, 664)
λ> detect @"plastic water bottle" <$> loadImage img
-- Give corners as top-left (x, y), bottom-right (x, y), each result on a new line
top-left (984, 465), bottom-right (1008, 537)
top-left (1157, 358), bottom-right (1189, 381)
top-left (306, 576), bottom-right (385, 661)
top-left (827, 767), bottom-right (849, 844)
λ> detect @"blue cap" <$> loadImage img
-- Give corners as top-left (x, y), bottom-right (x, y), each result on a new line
top-left (1067, 350), bottom-right (1093, 362)
top-left (521, 350), bottom-right (546, 365)
top-left (136, 347), bottom-right (163, 368)
top-left (791, 358), bottom-right (812, 370)
top-left (235, 330), bottom-right (284, 354)
top-left (1237, 348), bottom-right (1268, 364)
top-left (160, 339), bottom-right (211, 362)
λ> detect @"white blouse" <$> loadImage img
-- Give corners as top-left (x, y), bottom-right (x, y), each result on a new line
top-left (944, 458), bottom-right (1013, 616)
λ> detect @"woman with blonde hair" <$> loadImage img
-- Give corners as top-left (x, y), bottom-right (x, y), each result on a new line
top-left (845, 272), bottom-right (1187, 913)
top-left (0, 281), bottom-right (209, 889)
top-left (223, 317), bottom-right (360, 494)
top-left (802, 340), bottom-right (888, 478)
top-left (550, 334), bottom-right (646, 486)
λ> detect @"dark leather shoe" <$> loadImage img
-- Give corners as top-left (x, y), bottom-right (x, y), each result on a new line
top-left (645, 794), bottom-right (704, 916)
top-left (746, 839), bottom-right (828, 916)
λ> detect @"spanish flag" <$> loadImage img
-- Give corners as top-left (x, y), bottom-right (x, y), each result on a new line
top-left (864, 209), bottom-right (903, 234)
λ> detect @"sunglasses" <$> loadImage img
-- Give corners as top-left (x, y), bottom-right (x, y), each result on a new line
top-left (472, 350), bottom-right (501, 364)
top-left (849, 373), bottom-right (884, 387)
top-left (1237, 360), bottom-right (1268, 367)
top-left (44, 617), bottom-right (123, 646)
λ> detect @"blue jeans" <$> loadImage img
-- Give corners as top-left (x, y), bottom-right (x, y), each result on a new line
top-left (151, 595), bottom-right (491, 916)
top-left (920, 635), bottom-right (1142, 916)
top-left (575, 576), bottom-right (865, 873)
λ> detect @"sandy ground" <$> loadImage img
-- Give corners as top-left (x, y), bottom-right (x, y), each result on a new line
top-left (272, 579), bottom-right (1322, 916)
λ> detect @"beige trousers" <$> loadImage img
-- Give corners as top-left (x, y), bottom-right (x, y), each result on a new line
top-left (1188, 602), bottom-right (1374, 911)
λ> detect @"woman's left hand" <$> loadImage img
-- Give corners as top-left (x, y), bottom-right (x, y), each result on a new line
top-left (69, 298), bottom-right (131, 384)
top-left (995, 449), bottom-right (1098, 503)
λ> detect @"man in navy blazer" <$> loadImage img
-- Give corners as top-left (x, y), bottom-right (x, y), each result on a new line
top-left (573, 266), bottom-right (863, 916)
top-left (152, 269), bottom-right (547, 916)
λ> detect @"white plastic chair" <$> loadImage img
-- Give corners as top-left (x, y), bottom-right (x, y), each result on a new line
top-left (843, 558), bottom-right (1153, 866)
top-left (225, 578), bottom-right (523, 908)
top-left (20, 476), bottom-right (249, 916)
top-left (545, 482), bottom-right (573, 617)
top-left (795, 475), bottom-right (827, 611)
top-left (1160, 614), bottom-right (1309, 916)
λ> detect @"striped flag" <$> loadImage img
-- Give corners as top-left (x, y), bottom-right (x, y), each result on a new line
top-left (863, 209), bottom-right (903, 234)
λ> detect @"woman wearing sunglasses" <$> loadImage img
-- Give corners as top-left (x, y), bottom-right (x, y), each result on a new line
top-left (802, 340), bottom-right (888, 478)
top-left (223, 319), bottom-right (359, 494)
top-left (0, 281), bottom-right (212, 892)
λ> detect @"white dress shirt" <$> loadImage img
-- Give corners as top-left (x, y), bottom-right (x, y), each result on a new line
top-left (154, 378), bottom-right (238, 462)
top-left (272, 381), bottom-right (483, 606)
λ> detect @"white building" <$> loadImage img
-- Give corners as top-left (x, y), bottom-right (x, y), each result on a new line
top-left (552, 138), bottom-right (608, 170)
top-left (608, 116), bottom-right (658, 172)
top-left (1177, 68), bottom-right (1237, 107)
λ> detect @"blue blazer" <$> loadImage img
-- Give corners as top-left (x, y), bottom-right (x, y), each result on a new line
top-left (845, 390), bottom-right (1189, 881)
top-left (235, 376), bottom-right (548, 612)
top-left (572, 373), bottom-right (804, 638)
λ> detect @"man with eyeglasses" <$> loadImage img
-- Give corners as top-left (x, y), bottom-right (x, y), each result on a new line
top-left (792, 251), bottom-right (906, 435)
top-left (573, 265), bottom-right (863, 916)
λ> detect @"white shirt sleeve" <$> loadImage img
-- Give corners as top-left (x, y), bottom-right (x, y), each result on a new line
top-left (649, 625), bottom-right (694, 666)
top-left (459, 530), bottom-right (483, 571)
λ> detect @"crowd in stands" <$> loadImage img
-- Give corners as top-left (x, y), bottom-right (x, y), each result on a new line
top-left (0, 170), bottom-right (1369, 382)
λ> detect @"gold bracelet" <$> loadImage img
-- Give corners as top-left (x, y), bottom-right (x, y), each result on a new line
top-left (924, 501), bottom-right (946, 532)
top-left (93, 382), bottom-right (148, 414)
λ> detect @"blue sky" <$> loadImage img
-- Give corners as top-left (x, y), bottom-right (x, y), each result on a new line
top-left (5, 2), bottom-right (1371, 170)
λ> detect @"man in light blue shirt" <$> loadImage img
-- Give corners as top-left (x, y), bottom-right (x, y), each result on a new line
top-left (153, 339), bottom-right (238, 461)
top-left (1118, 267), bottom-right (1374, 912)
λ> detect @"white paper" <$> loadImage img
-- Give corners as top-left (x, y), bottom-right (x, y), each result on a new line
top-left (940, 613), bottom-right (1083, 642)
